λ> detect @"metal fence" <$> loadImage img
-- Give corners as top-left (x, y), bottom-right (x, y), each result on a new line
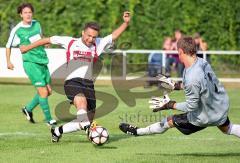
top-left (109, 50), bottom-right (240, 82)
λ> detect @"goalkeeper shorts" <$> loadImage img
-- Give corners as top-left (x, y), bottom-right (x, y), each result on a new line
top-left (172, 113), bottom-right (230, 135)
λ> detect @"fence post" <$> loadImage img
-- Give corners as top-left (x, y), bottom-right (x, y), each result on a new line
top-left (123, 51), bottom-right (127, 78)
top-left (162, 51), bottom-right (166, 74)
top-left (203, 52), bottom-right (207, 60)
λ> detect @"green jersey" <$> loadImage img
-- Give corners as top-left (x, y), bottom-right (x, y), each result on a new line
top-left (6, 20), bottom-right (48, 64)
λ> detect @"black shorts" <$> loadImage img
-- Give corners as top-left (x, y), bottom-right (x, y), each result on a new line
top-left (64, 78), bottom-right (96, 111)
top-left (172, 113), bottom-right (206, 135)
top-left (172, 113), bottom-right (230, 135)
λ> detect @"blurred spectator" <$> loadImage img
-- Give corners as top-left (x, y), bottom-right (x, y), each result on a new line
top-left (145, 52), bottom-right (162, 87)
top-left (166, 29), bottom-right (184, 77)
top-left (171, 29), bottom-right (182, 50)
top-left (194, 32), bottom-right (209, 62)
top-left (164, 37), bottom-right (176, 77)
top-left (194, 32), bottom-right (208, 51)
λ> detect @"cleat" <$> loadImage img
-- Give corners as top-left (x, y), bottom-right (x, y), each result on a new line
top-left (51, 127), bottom-right (61, 143)
top-left (47, 119), bottom-right (57, 126)
top-left (90, 121), bottom-right (98, 129)
top-left (22, 107), bottom-right (35, 123)
top-left (84, 121), bottom-right (98, 140)
top-left (119, 123), bottom-right (138, 136)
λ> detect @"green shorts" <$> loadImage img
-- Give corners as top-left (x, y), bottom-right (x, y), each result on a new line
top-left (23, 62), bottom-right (51, 87)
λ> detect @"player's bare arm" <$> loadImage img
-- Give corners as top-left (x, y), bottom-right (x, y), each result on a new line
top-left (6, 48), bottom-right (14, 70)
top-left (112, 11), bottom-right (131, 41)
top-left (20, 37), bottom-right (51, 53)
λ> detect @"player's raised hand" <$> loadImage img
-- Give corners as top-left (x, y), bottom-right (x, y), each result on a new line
top-left (7, 62), bottom-right (14, 70)
top-left (123, 11), bottom-right (131, 24)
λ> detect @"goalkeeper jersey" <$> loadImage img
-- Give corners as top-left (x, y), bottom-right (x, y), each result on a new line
top-left (176, 58), bottom-right (229, 127)
top-left (6, 20), bottom-right (48, 65)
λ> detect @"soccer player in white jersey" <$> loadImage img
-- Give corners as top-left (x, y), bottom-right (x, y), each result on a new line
top-left (119, 37), bottom-right (240, 139)
top-left (20, 11), bottom-right (131, 142)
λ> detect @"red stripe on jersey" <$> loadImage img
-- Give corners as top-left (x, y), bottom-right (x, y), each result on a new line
top-left (93, 42), bottom-right (98, 63)
top-left (66, 39), bottom-right (98, 64)
top-left (66, 39), bottom-right (76, 64)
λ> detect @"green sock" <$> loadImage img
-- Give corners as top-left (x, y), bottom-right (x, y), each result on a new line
top-left (39, 97), bottom-right (52, 122)
top-left (26, 94), bottom-right (39, 112)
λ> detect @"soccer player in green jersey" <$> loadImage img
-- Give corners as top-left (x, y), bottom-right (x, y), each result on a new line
top-left (5, 3), bottom-right (56, 126)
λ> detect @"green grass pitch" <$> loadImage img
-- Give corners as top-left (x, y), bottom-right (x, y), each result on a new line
top-left (0, 84), bottom-right (240, 163)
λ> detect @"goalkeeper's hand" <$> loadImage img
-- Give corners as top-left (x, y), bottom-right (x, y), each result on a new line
top-left (149, 95), bottom-right (176, 112)
top-left (157, 75), bottom-right (182, 90)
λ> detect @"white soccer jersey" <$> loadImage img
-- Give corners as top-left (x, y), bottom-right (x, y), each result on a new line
top-left (50, 34), bottom-right (112, 80)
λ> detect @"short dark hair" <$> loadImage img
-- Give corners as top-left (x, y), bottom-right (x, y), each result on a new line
top-left (17, 3), bottom-right (34, 14)
top-left (177, 37), bottom-right (196, 56)
top-left (84, 22), bottom-right (100, 32)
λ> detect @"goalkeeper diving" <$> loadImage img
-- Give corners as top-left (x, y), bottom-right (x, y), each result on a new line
top-left (119, 37), bottom-right (240, 138)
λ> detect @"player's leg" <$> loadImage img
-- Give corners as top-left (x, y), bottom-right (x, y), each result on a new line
top-left (51, 79), bottom-right (96, 142)
top-left (45, 66), bottom-right (52, 96)
top-left (46, 84), bottom-right (52, 96)
top-left (119, 116), bottom-right (173, 136)
top-left (22, 92), bottom-right (39, 123)
top-left (218, 117), bottom-right (240, 138)
top-left (24, 63), bottom-right (55, 124)
top-left (51, 94), bottom-right (89, 142)
top-left (137, 116), bottom-right (174, 135)
top-left (37, 65), bottom-right (56, 125)
top-left (21, 62), bottom-right (40, 123)
top-left (120, 113), bottom-right (206, 136)
top-left (37, 86), bottom-right (56, 125)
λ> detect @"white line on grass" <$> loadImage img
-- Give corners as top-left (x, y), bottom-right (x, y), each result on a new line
top-left (0, 132), bottom-right (39, 136)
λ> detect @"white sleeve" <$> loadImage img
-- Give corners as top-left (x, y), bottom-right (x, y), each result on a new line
top-left (6, 28), bottom-right (20, 48)
top-left (96, 34), bottom-right (113, 56)
top-left (50, 36), bottom-right (73, 49)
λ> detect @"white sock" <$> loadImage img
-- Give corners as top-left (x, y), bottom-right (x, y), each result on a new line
top-left (229, 124), bottom-right (240, 138)
top-left (137, 118), bottom-right (170, 135)
top-left (54, 109), bottom-right (90, 136)
top-left (54, 127), bottom-right (61, 136)
top-left (77, 109), bottom-right (90, 129)
top-left (62, 121), bottom-right (81, 134)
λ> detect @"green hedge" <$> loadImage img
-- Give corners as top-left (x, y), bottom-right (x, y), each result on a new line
top-left (1, 0), bottom-right (240, 65)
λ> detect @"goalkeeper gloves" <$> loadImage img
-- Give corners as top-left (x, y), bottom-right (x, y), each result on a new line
top-left (149, 95), bottom-right (176, 112)
top-left (157, 75), bottom-right (182, 90)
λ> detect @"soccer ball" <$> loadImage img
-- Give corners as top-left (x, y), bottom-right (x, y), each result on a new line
top-left (89, 126), bottom-right (109, 145)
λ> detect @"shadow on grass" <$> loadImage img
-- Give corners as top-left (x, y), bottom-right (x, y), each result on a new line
top-left (58, 133), bottom-right (132, 149)
top-left (93, 145), bottom-right (118, 149)
top-left (136, 152), bottom-right (240, 157)
top-left (91, 133), bottom-right (137, 150)
top-left (109, 134), bottom-right (136, 143)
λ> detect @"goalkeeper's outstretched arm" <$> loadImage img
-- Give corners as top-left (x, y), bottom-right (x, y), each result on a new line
top-left (20, 38), bottom-right (51, 53)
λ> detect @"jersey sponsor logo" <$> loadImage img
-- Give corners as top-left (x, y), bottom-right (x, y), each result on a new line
top-left (73, 50), bottom-right (95, 62)
top-left (35, 82), bottom-right (43, 86)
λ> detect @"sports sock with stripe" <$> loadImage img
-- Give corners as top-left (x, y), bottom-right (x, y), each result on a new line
top-left (39, 97), bottom-right (52, 122)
